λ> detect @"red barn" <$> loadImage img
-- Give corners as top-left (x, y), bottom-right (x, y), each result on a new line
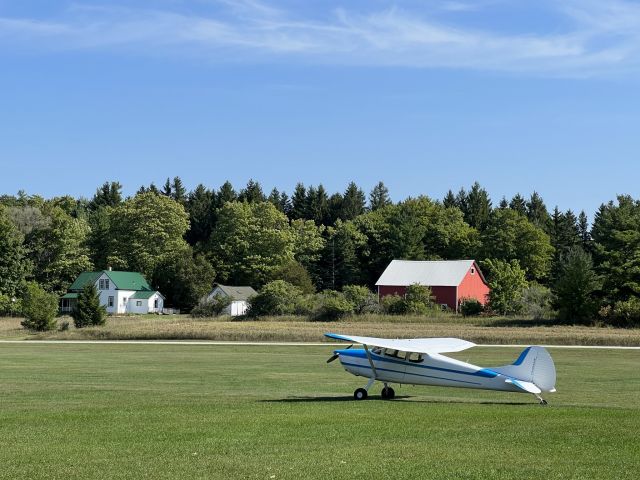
top-left (375, 260), bottom-right (490, 312)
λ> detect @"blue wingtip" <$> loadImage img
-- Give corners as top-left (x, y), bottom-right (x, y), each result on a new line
top-left (325, 333), bottom-right (348, 341)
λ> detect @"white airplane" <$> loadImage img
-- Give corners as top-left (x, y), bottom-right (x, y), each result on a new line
top-left (325, 333), bottom-right (556, 405)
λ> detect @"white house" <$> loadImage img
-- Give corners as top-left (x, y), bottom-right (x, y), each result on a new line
top-left (206, 284), bottom-right (257, 316)
top-left (61, 269), bottom-right (165, 315)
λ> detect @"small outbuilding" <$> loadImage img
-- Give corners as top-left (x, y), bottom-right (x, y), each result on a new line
top-left (375, 259), bottom-right (490, 312)
top-left (206, 284), bottom-right (257, 316)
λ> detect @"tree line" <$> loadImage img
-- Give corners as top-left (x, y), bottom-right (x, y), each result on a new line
top-left (1, 179), bottom-right (639, 326)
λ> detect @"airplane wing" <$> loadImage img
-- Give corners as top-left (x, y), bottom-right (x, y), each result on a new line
top-left (325, 333), bottom-right (476, 354)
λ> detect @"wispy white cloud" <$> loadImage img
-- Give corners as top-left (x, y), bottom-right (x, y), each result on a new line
top-left (1, 0), bottom-right (640, 75)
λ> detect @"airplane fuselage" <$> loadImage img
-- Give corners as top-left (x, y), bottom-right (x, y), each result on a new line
top-left (335, 348), bottom-right (523, 393)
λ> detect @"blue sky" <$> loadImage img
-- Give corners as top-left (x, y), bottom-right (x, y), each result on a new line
top-left (1, 0), bottom-right (640, 216)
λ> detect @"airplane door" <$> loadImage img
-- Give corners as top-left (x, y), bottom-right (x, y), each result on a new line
top-left (377, 349), bottom-right (406, 383)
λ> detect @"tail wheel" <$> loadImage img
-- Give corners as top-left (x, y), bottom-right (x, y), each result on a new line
top-left (381, 386), bottom-right (395, 400)
top-left (354, 388), bottom-right (368, 400)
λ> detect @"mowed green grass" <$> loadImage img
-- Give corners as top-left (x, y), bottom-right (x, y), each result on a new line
top-left (1, 345), bottom-right (638, 479)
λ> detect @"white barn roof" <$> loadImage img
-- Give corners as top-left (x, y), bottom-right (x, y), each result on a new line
top-left (375, 260), bottom-right (478, 287)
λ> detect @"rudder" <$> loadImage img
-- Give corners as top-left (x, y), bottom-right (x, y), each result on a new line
top-left (491, 346), bottom-right (556, 392)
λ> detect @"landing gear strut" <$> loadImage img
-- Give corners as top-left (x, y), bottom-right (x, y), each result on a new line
top-left (354, 378), bottom-right (375, 400)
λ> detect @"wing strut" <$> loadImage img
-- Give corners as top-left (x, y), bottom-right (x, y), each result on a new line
top-left (363, 344), bottom-right (377, 379)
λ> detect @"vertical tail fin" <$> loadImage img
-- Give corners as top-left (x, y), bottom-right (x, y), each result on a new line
top-left (491, 346), bottom-right (556, 392)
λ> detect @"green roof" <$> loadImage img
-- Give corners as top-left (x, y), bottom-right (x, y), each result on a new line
top-left (61, 293), bottom-right (79, 299)
top-left (130, 290), bottom-right (158, 299)
top-left (68, 270), bottom-right (153, 292)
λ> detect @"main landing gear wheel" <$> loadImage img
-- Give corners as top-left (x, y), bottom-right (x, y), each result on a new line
top-left (354, 388), bottom-right (368, 400)
top-left (381, 386), bottom-right (395, 400)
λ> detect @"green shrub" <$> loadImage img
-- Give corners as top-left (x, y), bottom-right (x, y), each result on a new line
top-left (247, 280), bottom-right (303, 317)
top-left (518, 283), bottom-right (555, 320)
top-left (460, 298), bottom-right (483, 317)
top-left (271, 260), bottom-right (315, 294)
top-left (381, 294), bottom-right (407, 315)
top-left (20, 282), bottom-right (58, 331)
top-left (72, 284), bottom-right (106, 328)
top-left (312, 290), bottom-right (354, 321)
top-left (343, 285), bottom-right (380, 314)
top-left (607, 297), bottom-right (640, 327)
top-left (191, 295), bottom-right (232, 317)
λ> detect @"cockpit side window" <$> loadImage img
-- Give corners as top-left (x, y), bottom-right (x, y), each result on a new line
top-left (383, 349), bottom-right (399, 357)
top-left (407, 352), bottom-right (424, 363)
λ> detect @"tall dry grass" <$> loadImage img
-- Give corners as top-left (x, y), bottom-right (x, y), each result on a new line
top-left (2, 314), bottom-right (640, 345)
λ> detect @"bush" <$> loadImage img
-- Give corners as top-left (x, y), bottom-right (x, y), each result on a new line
top-left (20, 282), bottom-right (58, 331)
top-left (606, 297), bottom-right (640, 327)
top-left (247, 280), bottom-right (303, 317)
top-left (381, 294), bottom-right (407, 315)
top-left (72, 284), bottom-right (106, 328)
top-left (460, 298), bottom-right (483, 317)
top-left (312, 291), bottom-right (354, 321)
top-left (191, 295), bottom-right (232, 317)
top-left (519, 283), bottom-right (555, 320)
top-left (343, 285), bottom-right (380, 314)
top-left (404, 284), bottom-right (436, 315)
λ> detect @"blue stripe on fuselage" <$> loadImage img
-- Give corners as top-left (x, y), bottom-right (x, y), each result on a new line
top-left (339, 361), bottom-right (482, 385)
top-left (336, 349), bottom-right (499, 379)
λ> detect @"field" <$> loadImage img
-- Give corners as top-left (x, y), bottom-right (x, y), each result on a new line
top-left (1, 343), bottom-right (638, 479)
top-left (2, 314), bottom-right (640, 345)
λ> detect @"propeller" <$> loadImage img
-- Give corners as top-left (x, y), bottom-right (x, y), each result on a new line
top-left (326, 344), bottom-right (353, 363)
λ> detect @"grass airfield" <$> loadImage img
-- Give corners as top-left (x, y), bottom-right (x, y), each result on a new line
top-left (1, 344), bottom-right (638, 479)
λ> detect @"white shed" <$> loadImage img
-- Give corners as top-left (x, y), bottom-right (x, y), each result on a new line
top-left (206, 284), bottom-right (257, 316)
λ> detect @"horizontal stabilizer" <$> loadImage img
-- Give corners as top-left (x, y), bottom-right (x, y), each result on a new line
top-left (324, 333), bottom-right (476, 354)
top-left (505, 378), bottom-right (541, 394)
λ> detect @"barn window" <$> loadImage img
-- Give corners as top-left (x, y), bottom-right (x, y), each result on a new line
top-left (136, 301), bottom-right (142, 307)
top-left (471, 268), bottom-right (475, 274)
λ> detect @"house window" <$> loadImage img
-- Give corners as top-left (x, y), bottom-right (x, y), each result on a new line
top-left (108, 296), bottom-right (114, 307)
top-left (99, 279), bottom-right (110, 290)
top-left (154, 299), bottom-right (158, 308)
top-left (136, 300), bottom-right (142, 307)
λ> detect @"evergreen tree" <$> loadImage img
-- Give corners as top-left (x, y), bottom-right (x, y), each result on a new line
top-left (185, 184), bottom-right (215, 245)
top-left (171, 176), bottom-right (187, 204)
top-left (549, 207), bottom-right (581, 280)
top-left (464, 182), bottom-right (492, 230)
top-left (239, 179), bottom-right (266, 203)
top-left (72, 283), bottom-right (106, 328)
top-left (455, 188), bottom-right (468, 215)
top-left (327, 193), bottom-right (343, 225)
top-left (553, 247), bottom-right (601, 322)
top-left (89, 181), bottom-right (122, 210)
top-left (509, 194), bottom-right (527, 216)
top-left (498, 196), bottom-right (509, 209)
top-left (591, 195), bottom-right (640, 304)
top-left (148, 183), bottom-right (160, 195)
top-left (526, 192), bottom-right (550, 230)
top-left (161, 178), bottom-right (172, 197)
top-left (340, 182), bottom-right (366, 221)
top-left (20, 282), bottom-right (58, 332)
top-left (279, 191), bottom-right (292, 217)
top-left (268, 188), bottom-right (283, 211)
top-left (306, 184), bottom-right (330, 225)
top-left (216, 181), bottom-right (237, 207)
top-left (290, 183), bottom-right (307, 220)
top-left (369, 181), bottom-right (392, 211)
top-left (578, 211), bottom-right (591, 251)
top-left (443, 189), bottom-right (457, 209)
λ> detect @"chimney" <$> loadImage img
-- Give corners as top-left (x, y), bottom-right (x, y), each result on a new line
top-left (108, 266), bottom-right (112, 271)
